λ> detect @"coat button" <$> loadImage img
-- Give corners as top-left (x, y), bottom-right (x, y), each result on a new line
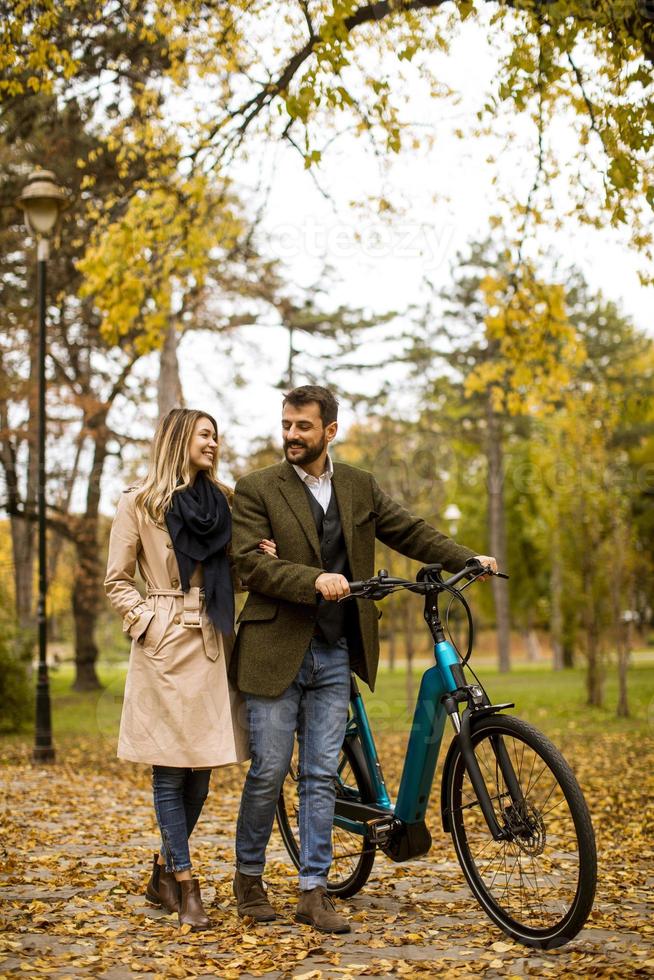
top-left (171, 578), bottom-right (179, 588)
top-left (173, 615), bottom-right (181, 625)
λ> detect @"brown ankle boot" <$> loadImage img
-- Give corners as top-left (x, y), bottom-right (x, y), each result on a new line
top-left (233, 870), bottom-right (277, 922)
top-left (178, 878), bottom-right (211, 931)
top-left (295, 886), bottom-right (351, 933)
top-left (145, 853), bottom-right (180, 913)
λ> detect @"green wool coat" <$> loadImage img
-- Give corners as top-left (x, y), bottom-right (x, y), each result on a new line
top-left (231, 460), bottom-right (476, 697)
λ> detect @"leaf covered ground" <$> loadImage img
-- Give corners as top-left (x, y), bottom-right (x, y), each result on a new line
top-left (1, 719), bottom-right (653, 979)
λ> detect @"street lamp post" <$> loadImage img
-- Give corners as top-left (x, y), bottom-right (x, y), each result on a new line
top-left (16, 169), bottom-right (68, 764)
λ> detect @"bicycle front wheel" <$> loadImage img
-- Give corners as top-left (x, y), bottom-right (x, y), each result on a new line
top-left (276, 734), bottom-right (376, 898)
top-left (446, 714), bottom-right (596, 949)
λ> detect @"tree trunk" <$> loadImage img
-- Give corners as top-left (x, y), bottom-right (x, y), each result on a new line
top-left (523, 612), bottom-right (541, 663)
top-left (616, 623), bottom-right (630, 718)
top-left (550, 529), bottom-right (564, 670)
top-left (158, 319), bottom-right (184, 419)
top-left (612, 523), bottom-right (631, 719)
top-left (71, 526), bottom-right (102, 691)
top-left (585, 622), bottom-right (603, 706)
top-left (485, 397), bottom-right (511, 672)
top-left (71, 425), bottom-right (108, 691)
top-left (562, 642), bottom-right (574, 669)
top-left (581, 561), bottom-right (603, 707)
top-left (10, 518), bottom-right (35, 634)
top-left (48, 435), bottom-right (83, 584)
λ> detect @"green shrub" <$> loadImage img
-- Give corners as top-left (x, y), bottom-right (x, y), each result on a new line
top-left (0, 630), bottom-right (33, 733)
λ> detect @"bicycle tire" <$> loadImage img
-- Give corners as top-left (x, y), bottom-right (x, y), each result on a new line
top-left (276, 734), bottom-right (376, 898)
top-left (446, 714), bottom-right (596, 949)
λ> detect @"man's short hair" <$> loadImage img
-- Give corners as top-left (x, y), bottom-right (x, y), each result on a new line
top-left (283, 385), bottom-right (339, 426)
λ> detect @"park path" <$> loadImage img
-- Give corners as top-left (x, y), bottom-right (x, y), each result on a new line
top-left (1, 732), bottom-right (652, 979)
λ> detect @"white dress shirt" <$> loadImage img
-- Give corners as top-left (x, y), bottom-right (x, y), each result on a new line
top-left (292, 454), bottom-right (333, 513)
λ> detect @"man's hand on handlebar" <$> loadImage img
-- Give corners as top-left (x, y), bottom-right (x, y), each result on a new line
top-left (315, 572), bottom-right (351, 601)
top-left (470, 555), bottom-right (498, 582)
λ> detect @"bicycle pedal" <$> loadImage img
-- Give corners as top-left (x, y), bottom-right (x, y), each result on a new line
top-left (366, 815), bottom-right (395, 845)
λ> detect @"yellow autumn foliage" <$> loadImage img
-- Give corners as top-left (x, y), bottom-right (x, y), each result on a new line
top-left (465, 271), bottom-right (585, 416)
top-left (2, 0), bottom-right (651, 262)
top-left (77, 172), bottom-right (243, 354)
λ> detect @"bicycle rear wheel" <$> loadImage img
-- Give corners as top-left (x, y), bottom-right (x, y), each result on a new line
top-left (276, 734), bottom-right (376, 898)
top-left (446, 714), bottom-right (596, 949)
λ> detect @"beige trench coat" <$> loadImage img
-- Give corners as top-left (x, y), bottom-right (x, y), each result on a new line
top-left (104, 488), bottom-right (249, 769)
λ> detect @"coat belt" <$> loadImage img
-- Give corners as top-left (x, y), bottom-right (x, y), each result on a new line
top-left (145, 586), bottom-right (221, 662)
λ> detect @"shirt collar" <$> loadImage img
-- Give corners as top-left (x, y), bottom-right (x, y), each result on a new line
top-left (292, 453), bottom-right (334, 485)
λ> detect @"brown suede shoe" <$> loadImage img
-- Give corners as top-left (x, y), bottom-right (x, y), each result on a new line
top-left (295, 886), bottom-right (351, 934)
top-left (145, 853), bottom-right (180, 913)
top-left (233, 870), bottom-right (277, 922)
top-left (178, 878), bottom-right (211, 931)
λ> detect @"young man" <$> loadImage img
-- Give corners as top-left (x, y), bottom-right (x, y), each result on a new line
top-left (231, 385), bottom-right (496, 933)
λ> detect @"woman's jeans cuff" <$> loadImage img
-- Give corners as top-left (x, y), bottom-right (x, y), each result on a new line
top-left (236, 861), bottom-right (265, 877)
top-left (160, 849), bottom-right (191, 874)
top-left (167, 861), bottom-right (192, 873)
top-left (299, 875), bottom-right (328, 891)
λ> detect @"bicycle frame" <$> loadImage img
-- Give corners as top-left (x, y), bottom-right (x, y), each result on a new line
top-left (394, 640), bottom-right (455, 824)
top-left (334, 639), bottom-right (461, 853)
top-left (334, 577), bottom-right (519, 858)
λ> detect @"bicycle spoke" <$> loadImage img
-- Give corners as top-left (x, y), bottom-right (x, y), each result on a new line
top-left (524, 761), bottom-right (552, 799)
top-left (532, 778), bottom-right (561, 813)
top-left (523, 749), bottom-right (539, 799)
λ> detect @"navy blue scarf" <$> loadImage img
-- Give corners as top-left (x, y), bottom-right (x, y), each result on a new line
top-left (165, 472), bottom-right (233, 635)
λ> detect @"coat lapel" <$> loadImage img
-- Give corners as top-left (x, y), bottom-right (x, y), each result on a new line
top-left (278, 463), bottom-right (321, 558)
top-left (331, 462), bottom-right (354, 561)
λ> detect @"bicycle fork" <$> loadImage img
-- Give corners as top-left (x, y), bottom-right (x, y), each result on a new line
top-left (436, 636), bottom-right (520, 843)
top-left (450, 705), bottom-right (520, 841)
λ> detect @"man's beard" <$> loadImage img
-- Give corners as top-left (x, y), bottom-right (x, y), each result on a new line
top-left (283, 433), bottom-right (326, 466)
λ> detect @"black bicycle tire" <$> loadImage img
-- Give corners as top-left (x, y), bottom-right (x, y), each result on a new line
top-left (447, 714), bottom-right (597, 949)
top-left (275, 734), bottom-right (377, 898)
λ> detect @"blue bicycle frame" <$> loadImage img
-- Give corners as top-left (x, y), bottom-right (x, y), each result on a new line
top-left (334, 638), bottom-right (458, 838)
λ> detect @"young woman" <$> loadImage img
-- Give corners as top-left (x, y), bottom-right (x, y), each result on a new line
top-left (105, 408), bottom-right (275, 930)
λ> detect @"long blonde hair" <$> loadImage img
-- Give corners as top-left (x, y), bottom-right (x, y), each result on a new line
top-left (134, 408), bottom-right (232, 523)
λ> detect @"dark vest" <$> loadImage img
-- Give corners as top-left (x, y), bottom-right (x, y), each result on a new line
top-left (303, 483), bottom-right (351, 644)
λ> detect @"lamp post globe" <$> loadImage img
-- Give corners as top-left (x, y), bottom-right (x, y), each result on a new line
top-left (444, 503), bottom-right (462, 537)
top-left (17, 169), bottom-right (68, 256)
top-left (16, 168), bottom-right (68, 764)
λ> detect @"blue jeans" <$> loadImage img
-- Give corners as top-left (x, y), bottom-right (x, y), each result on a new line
top-left (152, 766), bottom-right (211, 872)
top-left (236, 637), bottom-right (351, 890)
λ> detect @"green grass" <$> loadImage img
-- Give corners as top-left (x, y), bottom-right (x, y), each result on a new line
top-left (0, 663), bottom-right (127, 751)
top-left (3, 657), bottom-right (652, 753)
top-left (364, 658), bottom-right (654, 740)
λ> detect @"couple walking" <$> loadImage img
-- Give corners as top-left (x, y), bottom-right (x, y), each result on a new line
top-left (105, 385), bottom-right (496, 932)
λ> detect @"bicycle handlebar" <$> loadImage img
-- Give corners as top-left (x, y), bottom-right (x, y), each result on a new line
top-left (346, 558), bottom-right (508, 600)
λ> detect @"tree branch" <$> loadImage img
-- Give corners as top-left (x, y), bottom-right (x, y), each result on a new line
top-left (200, 0), bottom-right (449, 159)
top-left (567, 52), bottom-right (610, 158)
